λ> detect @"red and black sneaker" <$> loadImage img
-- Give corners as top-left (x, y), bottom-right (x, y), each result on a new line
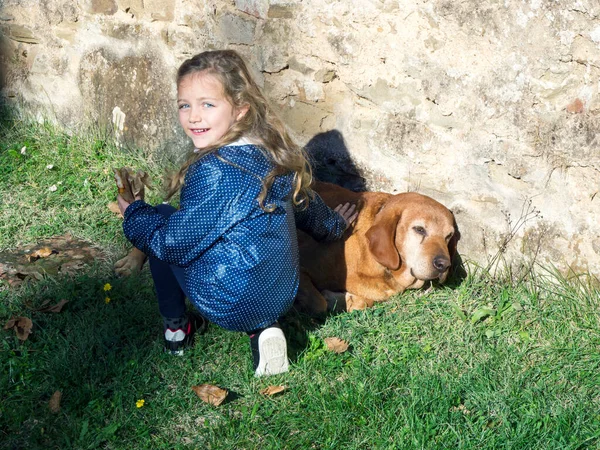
top-left (164, 312), bottom-right (207, 356)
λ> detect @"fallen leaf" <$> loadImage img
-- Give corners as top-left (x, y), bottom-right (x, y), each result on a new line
top-left (37, 299), bottom-right (69, 313)
top-left (260, 385), bottom-right (286, 396)
top-left (107, 202), bottom-right (122, 216)
top-left (3, 316), bottom-right (33, 341)
top-left (48, 391), bottom-right (62, 413)
top-left (27, 247), bottom-right (54, 262)
top-left (191, 384), bottom-right (228, 406)
top-left (58, 260), bottom-right (86, 275)
top-left (0, 234), bottom-right (106, 285)
top-left (113, 167), bottom-right (151, 203)
top-left (325, 337), bottom-right (349, 353)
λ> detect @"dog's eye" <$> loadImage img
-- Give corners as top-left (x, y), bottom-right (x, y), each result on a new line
top-left (413, 226), bottom-right (426, 235)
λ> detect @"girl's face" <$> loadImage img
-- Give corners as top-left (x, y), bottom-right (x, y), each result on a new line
top-left (177, 72), bottom-right (248, 149)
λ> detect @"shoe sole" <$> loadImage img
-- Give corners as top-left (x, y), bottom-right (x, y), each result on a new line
top-left (167, 348), bottom-right (184, 356)
top-left (255, 328), bottom-right (289, 377)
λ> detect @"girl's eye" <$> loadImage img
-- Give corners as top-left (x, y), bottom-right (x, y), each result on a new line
top-left (178, 104), bottom-right (189, 110)
top-left (203, 102), bottom-right (215, 108)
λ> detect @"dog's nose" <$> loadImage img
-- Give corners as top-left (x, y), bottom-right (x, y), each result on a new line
top-left (433, 255), bottom-right (450, 272)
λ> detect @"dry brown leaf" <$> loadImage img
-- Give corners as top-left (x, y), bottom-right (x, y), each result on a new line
top-left (3, 318), bottom-right (16, 330)
top-left (325, 337), bottom-right (349, 353)
top-left (0, 234), bottom-right (106, 286)
top-left (32, 247), bottom-right (53, 258)
top-left (191, 384), bottom-right (228, 406)
top-left (27, 247), bottom-right (55, 262)
top-left (59, 260), bottom-right (87, 275)
top-left (260, 385), bottom-right (286, 396)
top-left (37, 299), bottom-right (69, 313)
top-left (113, 167), bottom-right (130, 201)
top-left (113, 167), bottom-right (151, 203)
top-left (107, 202), bottom-right (122, 216)
top-left (48, 391), bottom-right (62, 413)
top-left (3, 316), bottom-right (33, 341)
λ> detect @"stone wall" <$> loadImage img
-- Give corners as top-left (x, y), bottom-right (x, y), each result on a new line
top-left (1, 0), bottom-right (599, 275)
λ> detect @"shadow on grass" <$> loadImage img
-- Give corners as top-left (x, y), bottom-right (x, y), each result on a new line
top-left (279, 308), bottom-right (327, 363)
top-left (0, 266), bottom-right (162, 448)
top-left (0, 259), bottom-right (336, 447)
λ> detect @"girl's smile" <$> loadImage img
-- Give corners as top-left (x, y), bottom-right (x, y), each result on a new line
top-left (177, 72), bottom-right (248, 149)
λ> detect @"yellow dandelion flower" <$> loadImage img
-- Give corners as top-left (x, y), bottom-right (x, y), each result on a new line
top-left (105, 297), bottom-right (111, 304)
top-left (136, 399), bottom-right (145, 408)
top-left (103, 283), bottom-right (112, 291)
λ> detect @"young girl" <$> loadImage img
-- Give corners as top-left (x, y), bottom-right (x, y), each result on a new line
top-left (117, 50), bottom-right (357, 376)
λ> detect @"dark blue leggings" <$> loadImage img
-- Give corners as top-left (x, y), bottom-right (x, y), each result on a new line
top-left (148, 203), bottom-right (189, 319)
top-left (148, 203), bottom-right (275, 334)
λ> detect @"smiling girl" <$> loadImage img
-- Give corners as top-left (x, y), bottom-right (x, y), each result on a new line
top-left (117, 50), bottom-right (356, 376)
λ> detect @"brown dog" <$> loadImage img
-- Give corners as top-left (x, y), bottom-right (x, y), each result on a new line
top-left (296, 181), bottom-right (459, 314)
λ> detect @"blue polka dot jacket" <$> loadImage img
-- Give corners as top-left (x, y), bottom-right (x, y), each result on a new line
top-left (123, 142), bottom-right (346, 332)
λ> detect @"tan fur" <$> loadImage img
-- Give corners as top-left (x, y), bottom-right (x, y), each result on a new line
top-left (296, 181), bottom-right (459, 314)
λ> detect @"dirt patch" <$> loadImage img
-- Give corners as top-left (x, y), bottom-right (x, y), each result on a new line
top-left (0, 234), bottom-right (106, 287)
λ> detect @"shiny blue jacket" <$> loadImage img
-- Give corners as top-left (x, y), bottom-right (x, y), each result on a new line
top-left (123, 142), bottom-right (346, 331)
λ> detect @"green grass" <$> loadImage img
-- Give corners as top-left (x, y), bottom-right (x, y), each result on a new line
top-left (1, 113), bottom-right (600, 449)
top-left (0, 111), bottom-right (166, 255)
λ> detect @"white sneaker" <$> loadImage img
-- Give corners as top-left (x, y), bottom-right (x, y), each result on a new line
top-left (252, 327), bottom-right (289, 377)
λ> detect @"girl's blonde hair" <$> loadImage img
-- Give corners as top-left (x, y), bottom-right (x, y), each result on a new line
top-left (166, 49), bottom-right (312, 211)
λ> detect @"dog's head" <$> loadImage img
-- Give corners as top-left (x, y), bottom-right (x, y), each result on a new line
top-left (365, 192), bottom-right (459, 288)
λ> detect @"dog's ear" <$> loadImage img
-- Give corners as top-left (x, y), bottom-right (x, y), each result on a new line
top-left (365, 210), bottom-right (401, 270)
top-left (448, 216), bottom-right (461, 262)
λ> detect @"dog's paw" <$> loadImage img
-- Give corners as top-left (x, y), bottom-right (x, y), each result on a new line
top-left (345, 294), bottom-right (371, 312)
top-left (322, 290), bottom-right (346, 312)
top-left (114, 249), bottom-right (147, 277)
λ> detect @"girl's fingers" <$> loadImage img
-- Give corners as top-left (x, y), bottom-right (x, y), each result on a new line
top-left (117, 194), bottom-right (131, 216)
top-left (347, 211), bottom-right (358, 224)
top-left (335, 202), bottom-right (352, 215)
top-left (334, 202), bottom-right (358, 225)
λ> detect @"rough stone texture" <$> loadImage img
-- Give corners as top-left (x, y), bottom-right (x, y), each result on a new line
top-left (0, 0), bottom-right (599, 276)
top-left (85, 0), bottom-right (118, 16)
top-left (236, 0), bottom-right (269, 19)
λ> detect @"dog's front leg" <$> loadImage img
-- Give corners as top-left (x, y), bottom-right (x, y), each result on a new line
top-left (295, 269), bottom-right (329, 315)
top-left (322, 291), bottom-right (375, 313)
top-left (321, 290), bottom-right (347, 313)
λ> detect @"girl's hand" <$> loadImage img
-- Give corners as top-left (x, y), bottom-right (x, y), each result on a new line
top-left (117, 194), bottom-right (131, 216)
top-left (117, 193), bottom-right (143, 216)
top-left (334, 202), bottom-right (358, 231)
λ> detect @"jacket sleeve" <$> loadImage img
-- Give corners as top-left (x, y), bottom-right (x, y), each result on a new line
top-left (294, 190), bottom-right (346, 242)
top-left (122, 158), bottom-right (255, 266)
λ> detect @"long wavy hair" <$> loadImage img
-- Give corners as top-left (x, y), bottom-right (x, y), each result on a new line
top-left (165, 49), bottom-right (312, 211)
